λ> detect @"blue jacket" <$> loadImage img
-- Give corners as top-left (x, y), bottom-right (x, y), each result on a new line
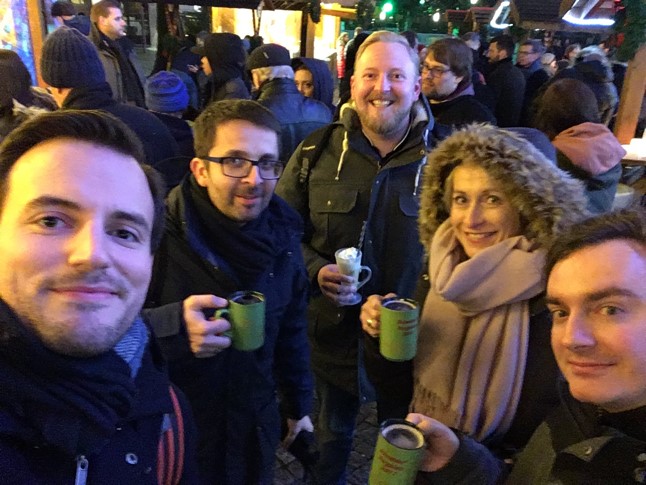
top-left (145, 176), bottom-right (313, 484)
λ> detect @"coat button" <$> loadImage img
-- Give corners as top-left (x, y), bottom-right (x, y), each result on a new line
top-left (269, 272), bottom-right (274, 278)
top-left (125, 453), bottom-right (138, 465)
top-left (327, 200), bottom-right (331, 206)
top-left (583, 446), bottom-right (593, 456)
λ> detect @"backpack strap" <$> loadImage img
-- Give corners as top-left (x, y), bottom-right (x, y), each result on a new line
top-left (298, 123), bottom-right (337, 186)
top-left (157, 385), bottom-right (185, 485)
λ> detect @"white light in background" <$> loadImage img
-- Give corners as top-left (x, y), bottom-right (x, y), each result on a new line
top-left (562, 10), bottom-right (615, 26)
top-left (490, 0), bottom-right (511, 29)
top-left (432, 11), bottom-right (440, 22)
top-left (470, 0), bottom-right (478, 4)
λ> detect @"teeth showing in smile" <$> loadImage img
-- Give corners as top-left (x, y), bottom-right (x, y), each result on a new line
top-left (371, 100), bottom-right (393, 107)
top-left (466, 232), bottom-right (495, 240)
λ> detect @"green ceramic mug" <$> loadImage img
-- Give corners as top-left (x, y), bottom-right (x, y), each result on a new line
top-left (369, 419), bottom-right (425, 485)
top-left (379, 297), bottom-right (419, 362)
top-left (216, 291), bottom-right (265, 351)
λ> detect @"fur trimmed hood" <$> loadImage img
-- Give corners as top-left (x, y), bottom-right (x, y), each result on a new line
top-left (418, 124), bottom-right (589, 252)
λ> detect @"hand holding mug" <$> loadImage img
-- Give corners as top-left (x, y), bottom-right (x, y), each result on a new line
top-left (317, 264), bottom-right (358, 306)
top-left (334, 247), bottom-right (372, 306)
top-left (183, 294), bottom-right (232, 358)
top-left (405, 413), bottom-right (460, 473)
top-left (360, 293), bottom-right (397, 338)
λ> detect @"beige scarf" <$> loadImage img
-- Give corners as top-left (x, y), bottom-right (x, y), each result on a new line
top-left (411, 220), bottom-right (546, 442)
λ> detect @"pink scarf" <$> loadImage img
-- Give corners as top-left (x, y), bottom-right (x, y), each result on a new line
top-left (411, 220), bottom-right (546, 441)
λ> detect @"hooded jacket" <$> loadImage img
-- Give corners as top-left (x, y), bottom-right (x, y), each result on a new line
top-left (200, 33), bottom-right (250, 106)
top-left (552, 122), bottom-right (625, 214)
top-left (145, 176), bottom-right (313, 484)
top-left (291, 57), bottom-right (335, 114)
top-left (276, 96), bottom-right (435, 397)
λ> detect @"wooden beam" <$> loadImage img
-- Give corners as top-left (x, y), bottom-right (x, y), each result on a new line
top-left (614, 45), bottom-right (646, 144)
top-left (27, 0), bottom-right (46, 86)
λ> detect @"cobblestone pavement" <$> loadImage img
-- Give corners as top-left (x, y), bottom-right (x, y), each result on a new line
top-left (274, 403), bottom-right (379, 484)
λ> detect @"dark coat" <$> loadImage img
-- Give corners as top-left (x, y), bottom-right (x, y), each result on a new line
top-left (419, 382), bottom-right (646, 484)
top-left (255, 77), bottom-right (332, 161)
top-left (62, 83), bottom-right (179, 169)
top-left (519, 60), bottom-right (549, 126)
top-left (145, 176), bottom-right (313, 484)
top-left (276, 98), bottom-right (435, 398)
top-left (429, 94), bottom-right (496, 127)
top-left (485, 58), bottom-right (526, 127)
top-left (0, 301), bottom-right (198, 485)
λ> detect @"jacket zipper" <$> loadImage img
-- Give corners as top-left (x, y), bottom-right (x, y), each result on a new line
top-left (75, 455), bottom-right (88, 485)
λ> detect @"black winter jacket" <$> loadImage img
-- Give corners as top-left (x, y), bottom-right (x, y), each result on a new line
top-left (485, 58), bottom-right (526, 127)
top-left (255, 77), bottom-right (332, 161)
top-left (145, 176), bottom-right (313, 484)
top-left (276, 98), bottom-right (435, 398)
top-left (0, 300), bottom-right (198, 485)
top-left (62, 83), bottom-right (179, 168)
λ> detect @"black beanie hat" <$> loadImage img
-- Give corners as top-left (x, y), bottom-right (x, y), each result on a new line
top-left (41, 26), bottom-right (106, 88)
top-left (246, 43), bottom-right (291, 71)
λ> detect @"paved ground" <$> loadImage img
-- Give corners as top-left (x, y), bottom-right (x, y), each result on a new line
top-left (274, 402), bottom-right (379, 484)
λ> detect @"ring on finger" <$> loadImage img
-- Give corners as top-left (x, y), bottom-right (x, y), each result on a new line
top-left (366, 318), bottom-right (375, 328)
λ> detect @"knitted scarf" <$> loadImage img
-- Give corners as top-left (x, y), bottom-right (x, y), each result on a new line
top-left (188, 176), bottom-right (279, 287)
top-left (411, 220), bottom-right (545, 442)
top-left (0, 298), bottom-right (148, 455)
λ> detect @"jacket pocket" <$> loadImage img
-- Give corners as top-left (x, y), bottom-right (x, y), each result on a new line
top-left (398, 193), bottom-right (419, 218)
top-left (309, 186), bottom-right (360, 250)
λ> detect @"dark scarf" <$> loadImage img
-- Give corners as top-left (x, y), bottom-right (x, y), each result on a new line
top-left (0, 298), bottom-right (148, 455)
top-left (188, 176), bottom-right (280, 287)
top-left (100, 32), bottom-right (145, 107)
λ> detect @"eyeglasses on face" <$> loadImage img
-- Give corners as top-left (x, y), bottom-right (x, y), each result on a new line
top-left (200, 156), bottom-right (284, 180)
top-left (518, 50), bottom-right (536, 56)
top-left (421, 65), bottom-right (451, 78)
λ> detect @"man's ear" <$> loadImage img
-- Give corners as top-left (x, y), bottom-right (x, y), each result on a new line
top-left (190, 158), bottom-right (209, 187)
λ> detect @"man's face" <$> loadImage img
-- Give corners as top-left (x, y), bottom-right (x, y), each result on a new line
top-left (0, 139), bottom-right (154, 357)
top-left (517, 45), bottom-right (540, 68)
top-left (487, 42), bottom-right (506, 63)
top-left (548, 240), bottom-right (646, 413)
top-left (98, 7), bottom-right (126, 40)
top-left (191, 119), bottom-right (279, 225)
top-left (421, 52), bottom-right (463, 100)
top-left (351, 41), bottom-right (421, 140)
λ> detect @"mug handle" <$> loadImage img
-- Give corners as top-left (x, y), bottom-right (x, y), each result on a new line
top-left (356, 266), bottom-right (372, 290)
top-left (215, 308), bottom-right (232, 339)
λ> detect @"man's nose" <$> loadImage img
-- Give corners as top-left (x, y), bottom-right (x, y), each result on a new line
top-left (242, 165), bottom-right (263, 185)
top-left (67, 223), bottom-right (110, 269)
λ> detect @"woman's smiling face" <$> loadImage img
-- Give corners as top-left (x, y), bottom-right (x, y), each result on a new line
top-left (449, 164), bottom-right (521, 258)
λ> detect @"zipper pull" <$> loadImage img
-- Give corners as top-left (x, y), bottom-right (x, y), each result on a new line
top-left (75, 455), bottom-right (89, 485)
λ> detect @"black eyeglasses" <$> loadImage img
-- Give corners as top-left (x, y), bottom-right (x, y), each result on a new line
top-left (421, 65), bottom-right (451, 78)
top-left (200, 156), bottom-right (284, 180)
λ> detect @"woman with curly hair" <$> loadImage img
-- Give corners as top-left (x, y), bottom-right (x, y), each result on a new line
top-left (361, 124), bottom-right (589, 458)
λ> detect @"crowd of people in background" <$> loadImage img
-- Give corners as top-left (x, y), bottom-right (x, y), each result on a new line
top-left (0, 1), bottom-right (644, 483)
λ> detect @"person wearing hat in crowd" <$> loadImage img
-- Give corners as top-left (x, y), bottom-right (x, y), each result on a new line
top-left (89, 0), bottom-right (146, 108)
top-left (146, 71), bottom-right (194, 161)
top-left (192, 32), bottom-right (250, 108)
top-left (291, 57), bottom-right (335, 115)
top-left (50, 0), bottom-right (91, 35)
top-left (40, 26), bottom-right (179, 171)
top-left (247, 43), bottom-right (331, 160)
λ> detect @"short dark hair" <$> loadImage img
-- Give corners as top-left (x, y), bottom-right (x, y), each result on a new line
top-left (535, 79), bottom-right (600, 139)
top-left (490, 34), bottom-right (515, 57)
top-left (545, 210), bottom-right (646, 279)
top-left (51, 0), bottom-right (76, 17)
top-left (0, 110), bottom-right (165, 252)
top-left (193, 99), bottom-right (281, 159)
top-left (428, 37), bottom-right (473, 80)
top-left (400, 30), bottom-right (419, 50)
top-left (90, 0), bottom-right (121, 22)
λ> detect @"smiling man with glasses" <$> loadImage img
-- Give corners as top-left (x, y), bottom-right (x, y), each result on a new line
top-left (421, 37), bottom-right (496, 127)
top-left (145, 99), bottom-right (314, 484)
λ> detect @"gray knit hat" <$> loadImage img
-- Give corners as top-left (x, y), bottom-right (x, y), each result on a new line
top-left (145, 71), bottom-right (189, 113)
top-left (41, 26), bottom-right (105, 88)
